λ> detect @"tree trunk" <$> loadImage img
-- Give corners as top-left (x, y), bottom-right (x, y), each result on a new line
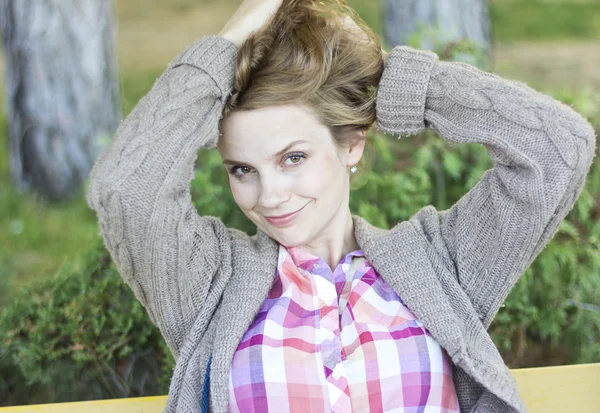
top-left (383, 0), bottom-right (492, 67)
top-left (0, 0), bottom-right (120, 202)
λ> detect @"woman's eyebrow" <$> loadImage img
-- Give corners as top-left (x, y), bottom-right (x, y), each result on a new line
top-left (222, 139), bottom-right (309, 165)
top-left (271, 139), bottom-right (309, 159)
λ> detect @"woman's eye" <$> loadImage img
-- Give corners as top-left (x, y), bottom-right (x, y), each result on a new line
top-left (284, 153), bottom-right (306, 166)
top-left (231, 165), bottom-right (253, 176)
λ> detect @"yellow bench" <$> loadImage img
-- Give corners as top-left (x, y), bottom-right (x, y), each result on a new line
top-left (1, 363), bottom-right (598, 412)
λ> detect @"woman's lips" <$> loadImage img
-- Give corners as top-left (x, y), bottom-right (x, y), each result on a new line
top-left (265, 204), bottom-right (307, 227)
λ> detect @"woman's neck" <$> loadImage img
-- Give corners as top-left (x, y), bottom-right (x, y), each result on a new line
top-left (297, 208), bottom-right (359, 270)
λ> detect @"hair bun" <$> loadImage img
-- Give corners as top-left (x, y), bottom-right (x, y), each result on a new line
top-left (222, 0), bottom-right (384, 148)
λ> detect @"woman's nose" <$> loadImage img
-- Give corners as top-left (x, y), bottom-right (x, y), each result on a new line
top-left (258, 174), bottom-right (290, 209)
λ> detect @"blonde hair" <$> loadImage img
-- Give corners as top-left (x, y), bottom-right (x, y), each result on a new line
top-left (221, 0), bottom-right (384, 158)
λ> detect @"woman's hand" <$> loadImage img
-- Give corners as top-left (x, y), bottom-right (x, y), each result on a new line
top-left (218, 0), bottom-right (283, 48)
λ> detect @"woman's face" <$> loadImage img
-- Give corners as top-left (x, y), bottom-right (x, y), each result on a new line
top-left (217, 104), bottom-right (365, 248)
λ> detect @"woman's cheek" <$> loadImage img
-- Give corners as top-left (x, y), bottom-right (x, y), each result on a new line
top-left (300, 157), bottom-right (335, 193)
top-left (230, 179), bottom-right (256, 212)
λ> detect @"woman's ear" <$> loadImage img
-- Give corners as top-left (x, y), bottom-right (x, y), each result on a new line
top-left (347, 131), bottom-right (366, 167)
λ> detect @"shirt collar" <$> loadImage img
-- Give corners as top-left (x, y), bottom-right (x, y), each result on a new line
top-left (280, 243), bottom-right (365, 272)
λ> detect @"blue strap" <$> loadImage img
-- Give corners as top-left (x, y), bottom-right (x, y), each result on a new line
top-left (201, 353), bottom-right (212, 413)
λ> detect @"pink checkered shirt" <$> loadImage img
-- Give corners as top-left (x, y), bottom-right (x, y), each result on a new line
top-left (227, 244), bottom-right (460, 412)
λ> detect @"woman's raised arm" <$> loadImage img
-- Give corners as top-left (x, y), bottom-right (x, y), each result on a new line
top-left (85, 0), bottom-right (283, 359)
top-left (376, 46), bottom-right (597, 327)
top-left (86, 37), bottom-right (238, 359)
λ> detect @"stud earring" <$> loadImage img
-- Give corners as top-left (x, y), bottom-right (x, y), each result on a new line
top-left (350, 165), bottom-right (358, 174)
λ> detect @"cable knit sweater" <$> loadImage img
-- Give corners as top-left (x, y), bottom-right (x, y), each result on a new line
top-left (86, 35), bottom-right (596, 413)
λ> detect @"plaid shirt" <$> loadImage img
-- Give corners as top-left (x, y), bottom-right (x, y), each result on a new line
top-left (228, 244), bottom-right (460, 412)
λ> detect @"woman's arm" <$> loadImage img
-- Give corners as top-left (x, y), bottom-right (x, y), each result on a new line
top-left (86, 0), bottom-right (283, 359)
top-left (86, 36), bottom-right (238, 358)
top-left (376, 46), bottom-right (597, 327)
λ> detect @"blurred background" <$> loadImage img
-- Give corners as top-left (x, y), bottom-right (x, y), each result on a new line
top-left (0, 0), bottom-right (599, 406)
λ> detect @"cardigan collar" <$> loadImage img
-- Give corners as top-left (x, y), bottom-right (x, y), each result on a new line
top-left (350, 214), bottom-right (467, 361)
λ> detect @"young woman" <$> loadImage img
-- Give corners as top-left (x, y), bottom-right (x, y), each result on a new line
top-left (86, 0), bottom-right (596, 412)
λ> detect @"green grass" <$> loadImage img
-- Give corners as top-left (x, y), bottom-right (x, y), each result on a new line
top-left (0, 118), bottom-right (99, 306)
top-left (0, 186), bottom-right (99, 302)
top-left (491, 0), bottom-right (600, 42)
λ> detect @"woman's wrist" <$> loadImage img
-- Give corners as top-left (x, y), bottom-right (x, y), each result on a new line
top-left (217, 29), bottom-right (243, 48)
top-left (216, 0), bottom-right (283, 50)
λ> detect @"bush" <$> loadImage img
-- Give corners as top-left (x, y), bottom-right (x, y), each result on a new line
top-left (0, 237), bottom-right (174, 405)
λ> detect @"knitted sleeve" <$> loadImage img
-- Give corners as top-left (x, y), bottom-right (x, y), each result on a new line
top-left (85, 36), bottom-right (238, 358)
top-left (376, 46), bottom-right (597, 327)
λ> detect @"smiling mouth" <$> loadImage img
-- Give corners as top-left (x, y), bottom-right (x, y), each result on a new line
top-left (264, 204), bottom-right (308, 226)
top-left (266, 208), bottom-right (302, 219)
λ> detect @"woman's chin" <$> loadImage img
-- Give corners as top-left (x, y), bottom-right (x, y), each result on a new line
top-left (266, 226), bottom-right (308, 248)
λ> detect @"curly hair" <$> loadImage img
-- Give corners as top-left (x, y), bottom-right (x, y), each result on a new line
top-left (221, 0), bottom-right (384, 153)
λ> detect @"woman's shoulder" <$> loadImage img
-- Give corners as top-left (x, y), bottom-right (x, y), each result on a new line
top-left (226, 224), bottom-right (279, 258)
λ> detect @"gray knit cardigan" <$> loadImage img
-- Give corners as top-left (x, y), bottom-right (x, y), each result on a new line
top-left (86, 36), bottom-right (596, 412)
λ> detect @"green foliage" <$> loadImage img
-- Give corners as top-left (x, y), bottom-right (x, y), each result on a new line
top-left (407, 26), bottom-right (491, 70)
top-left (350, 133), bottom-right (435, 227)
top-left (0, 238), bottom-right (174, 405)
top-left (346, 0), bottom-right (383, 38)
top-left (119, 70), bottom-right (164, 115)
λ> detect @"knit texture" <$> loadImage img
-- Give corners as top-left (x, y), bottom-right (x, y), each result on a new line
top-left (86, 35), bottom-right (597, 413)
